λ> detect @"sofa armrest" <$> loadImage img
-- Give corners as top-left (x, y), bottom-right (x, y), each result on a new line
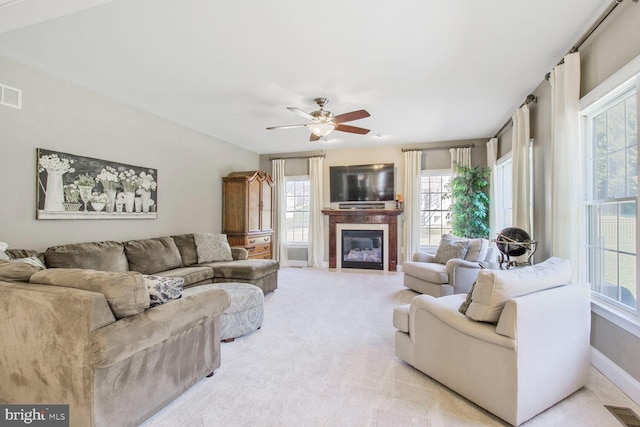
top-left (0, 282), bottom-right (116, 413)
top-left (495, 283), bottom-right (591, 421)
top-left (91, 285), bottom-right (231, 368)
top-left (412, 251), bottom-right (435, 263)
top-left (445, 258), bottom-right (482, 294)
top-left (231, 247), bottom-right (249, 260)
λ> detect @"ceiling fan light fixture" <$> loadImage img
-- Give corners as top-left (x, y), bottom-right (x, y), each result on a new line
top-left (309, 123), bottom-right (335, 137)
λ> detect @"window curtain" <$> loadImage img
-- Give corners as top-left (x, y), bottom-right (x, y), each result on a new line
top-left (511, 105), bottom-right (531, 234)
top-left (486, 138), bottom-right (498, 242)
top-left (271, 159), bottom-right (289, 266)
top-left (449, 147), bottom-right (471, 175)
top-left (550, 52), bottom-right (581, 281)
top-left (308, 156), bottom-right (324, 268)
top-left (403, 150), bottom-right (421, 262)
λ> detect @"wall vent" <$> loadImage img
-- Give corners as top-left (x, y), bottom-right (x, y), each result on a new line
top-left (605, 405), bottom-right (640, 427)
top-left (0, 83), bottom-right (22, 109)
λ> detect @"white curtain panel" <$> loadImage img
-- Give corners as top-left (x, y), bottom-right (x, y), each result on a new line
top-left (403, 150), bottom-right (421, 262)
top-left (308, 156), bottom-right (324, 268)
top-left (271, 159), bottom-right (289, 266)
top-left (449, 147), bottom-right (471, 176)
top-left (486, 138), bottom-right (498, 242)
top-left (511, 105), bottom-right (531, 234)
top-left (550, 52), bottom-right (581, 281)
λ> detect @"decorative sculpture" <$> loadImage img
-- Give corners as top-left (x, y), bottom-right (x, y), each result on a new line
top-left (493, 227), bottom-right (537, 269)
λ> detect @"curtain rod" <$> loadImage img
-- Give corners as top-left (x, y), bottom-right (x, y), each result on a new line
top-left (545, 0), bottom-right (636, 80)
top-left (493, 94), bottom-right (537, 139)
top-left (494, 0), bottom-right (636, 139)
top-left (268, 153), bottom-right (326, 161)
top-left (401, 143), bottom-right (475, 153)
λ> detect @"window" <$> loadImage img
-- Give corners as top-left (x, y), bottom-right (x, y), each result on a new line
top-left (419, 170), bottom-right (452, 247)
top-left (285, 176), bottom-right (310, 244)
top-left (495, 155), bottom-right (513, 233)
top-left (583, 76), bottom-right (638, 313)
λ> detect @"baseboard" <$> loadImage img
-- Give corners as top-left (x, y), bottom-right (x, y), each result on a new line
top-left (591, 346), bottom-right (640, 405)
top-left (286, 260), bottom-right (309, 268)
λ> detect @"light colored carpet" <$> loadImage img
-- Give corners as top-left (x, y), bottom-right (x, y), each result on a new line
top-left (141, 267), bottom-right (639, 426)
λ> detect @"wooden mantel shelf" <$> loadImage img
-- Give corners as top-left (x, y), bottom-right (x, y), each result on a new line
top-left (322, 208), bottom-right (403, 271)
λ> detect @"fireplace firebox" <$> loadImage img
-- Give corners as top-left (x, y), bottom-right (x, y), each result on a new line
top-left (341, 230), bottom-right (384, 270)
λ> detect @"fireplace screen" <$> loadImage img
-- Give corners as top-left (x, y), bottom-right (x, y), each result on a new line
top-left (342, 229), bottom-right (383, 270)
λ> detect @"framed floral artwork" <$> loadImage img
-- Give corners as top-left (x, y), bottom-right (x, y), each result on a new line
top-left (36, 148), bottom-right (158, 220)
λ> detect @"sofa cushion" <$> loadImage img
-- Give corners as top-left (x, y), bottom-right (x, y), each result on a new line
top-left (153, 266), bottom-right (214, 286)
top-left (465, 257), bottom-right (571, 323)
top-left (434, 234), bottom-right (470, 264)
top-left (194, 233), bottom-right (233, 263)
top-left (464, 238), bottom-right (489, 262)
top-left (45, 241), bottom-right (128, 272)
top-left (209, 259), bottom-right (279, 280)
top-left (143, 275), bottom-right (184, 307)
top-left (29, 268), bottom-right (150, 319)
top-left (171, 234), bottom-right (199, 266)
top-left (401, 261), bottom-right (448, 284)
top-left (0, 259), bottom-right (44, 282)
top-left (124, 236), bottom-right (182, 275)
top-left (393, 304), bottom-right (410, 333)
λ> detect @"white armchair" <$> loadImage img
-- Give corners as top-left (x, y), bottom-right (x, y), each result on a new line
top-left (402, 235), bottom-right (496, 296)
top-left (393, 258), bottom-right (591, 426)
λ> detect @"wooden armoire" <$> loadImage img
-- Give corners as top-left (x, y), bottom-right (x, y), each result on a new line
top-left (222, 171), bottom-right (274, 259)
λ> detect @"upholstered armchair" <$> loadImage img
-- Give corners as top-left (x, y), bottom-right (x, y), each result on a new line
top-left (402, 234), bottom-right (496, 297)
top-left (394, 258), bottom-right (591, 426)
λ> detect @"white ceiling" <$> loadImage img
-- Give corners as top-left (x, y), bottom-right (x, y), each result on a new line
top-left (0, 0), bottom-right (608, 154)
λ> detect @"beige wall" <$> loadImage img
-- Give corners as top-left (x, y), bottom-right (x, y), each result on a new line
top-left (0, 55), bottom-right (259, 251)
top-left (496, 0), bottom-right (640, 386)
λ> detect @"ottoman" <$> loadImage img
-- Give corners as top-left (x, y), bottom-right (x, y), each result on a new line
top-left (212, 282), bottom-right (264, 342)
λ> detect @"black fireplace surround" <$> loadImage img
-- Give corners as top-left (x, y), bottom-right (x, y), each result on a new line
top-left (341, 229), bottom-right (383, 270)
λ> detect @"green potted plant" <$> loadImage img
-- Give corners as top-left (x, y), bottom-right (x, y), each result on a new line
top-left (445, 165), bottom-right (490, 239)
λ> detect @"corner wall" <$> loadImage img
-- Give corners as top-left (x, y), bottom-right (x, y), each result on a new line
top-left (0, 55), bottom-right (259, 251)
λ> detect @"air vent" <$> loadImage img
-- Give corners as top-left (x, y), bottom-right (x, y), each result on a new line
top-left (1, 83), bottom-right (22, 109)
top-left (606, 405), bottom-right (640, 427)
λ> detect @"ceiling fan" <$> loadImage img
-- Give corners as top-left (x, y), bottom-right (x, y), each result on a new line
top-left (266, 97), bottom-right (370, 141)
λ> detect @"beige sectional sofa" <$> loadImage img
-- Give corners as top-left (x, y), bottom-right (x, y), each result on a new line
top-left (0, 233), bottom-right (279, 427)
top-left (37, 233), bottom-right (279, 293)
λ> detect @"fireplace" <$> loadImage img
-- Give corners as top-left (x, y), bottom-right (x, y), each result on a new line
top-left (341, 230), bottom-right (384, 270)
top-left (322, 208), bottom-right (402, 271)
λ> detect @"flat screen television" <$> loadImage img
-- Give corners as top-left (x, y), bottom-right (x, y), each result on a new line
top-left (330, 163), bottom-right (395, 203)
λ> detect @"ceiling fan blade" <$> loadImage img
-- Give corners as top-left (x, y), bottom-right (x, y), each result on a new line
top-left (287, 107), bottom-right (316, 122)
top-left (266, 124), bottom-right (308, 130)
top-left (309, 133), bottom-right (321, 142)
top-left (335, 123), bottom-right (370, 135)
top-left (333, 109), bottom-right (370, 123)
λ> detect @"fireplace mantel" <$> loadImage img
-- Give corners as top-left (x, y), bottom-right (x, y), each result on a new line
top-left (322, 209), bottom-right (402, 271)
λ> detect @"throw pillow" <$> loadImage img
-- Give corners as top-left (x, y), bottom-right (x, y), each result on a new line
top-left (194, 233), bottom-right (233, 263)
top-left (0, 242), bottom-right (9, 261)
top-left (143, 275), bottom-right (184, 307)
top-left (459, 279), bottom-right (478, 314)
top-left (465, 257), bottom-right (572, 323)
top-left (12, 255), bottom-right (47, 270)
top-left (434, 234), bottom-right (470, 264)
